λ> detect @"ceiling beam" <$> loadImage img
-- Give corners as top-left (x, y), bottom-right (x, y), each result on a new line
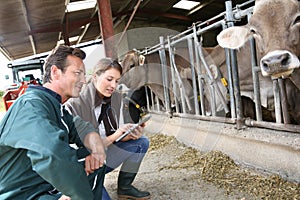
top-left (77, 7), bottom-right (99, 44)
top-left (20, 0), bottom-right (36, 55)
top-left (115, 9), bottom-right (192, 22)
top-left (28, 16), bottom-right (99, 35)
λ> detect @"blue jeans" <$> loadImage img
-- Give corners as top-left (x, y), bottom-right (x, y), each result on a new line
top-left (102, 135), bottom-right (150, 200)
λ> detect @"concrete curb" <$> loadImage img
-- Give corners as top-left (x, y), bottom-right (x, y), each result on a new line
top-left (144, 113), bottom-right (300, 183)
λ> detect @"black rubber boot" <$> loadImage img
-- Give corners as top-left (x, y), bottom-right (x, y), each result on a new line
top-left (117, 171), bottom-right (151, 200)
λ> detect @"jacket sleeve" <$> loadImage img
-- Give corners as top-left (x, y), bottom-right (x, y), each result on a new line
top-left (1, 98), bottom-right (94, 199)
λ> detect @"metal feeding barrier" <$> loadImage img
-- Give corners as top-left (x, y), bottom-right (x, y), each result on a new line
top-left (132, 0), bottom-right (300, 133)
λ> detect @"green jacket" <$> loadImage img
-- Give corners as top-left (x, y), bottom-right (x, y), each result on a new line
top-left (0, 86), bottom-right (96, 200)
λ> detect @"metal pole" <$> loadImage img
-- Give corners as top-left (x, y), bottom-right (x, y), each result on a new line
top-left (167, 37), bottom-right (180, 113)
top-left (278, 78), bottom-right (290, 124)
top-left (187, 37), bottom-right (200, 115)
top-left (247, 12), bottom-right (262, 121)
top-left (272, 78), bottom-right (282, 123)
top-left (192, 25), bottom-right (206, 115)
top-left (225, 0), bottom-right (244, 128)
top-left (158, 36), bottom-right (171, 113)
top-left (222, 22), bottom-right (236, 118)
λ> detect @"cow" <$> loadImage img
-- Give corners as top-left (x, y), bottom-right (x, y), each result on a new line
top-left (217, 0), bottom-right (300, 80)
top-left (120, 50), bottom-right (195, 114)
top-left (215, 0), bottom-right (300, 124)
top-left (121, 41), bottom-right (300, 124)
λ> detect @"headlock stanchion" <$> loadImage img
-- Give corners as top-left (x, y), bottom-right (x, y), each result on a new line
top-left (128, 0), bottom-right (300, 133)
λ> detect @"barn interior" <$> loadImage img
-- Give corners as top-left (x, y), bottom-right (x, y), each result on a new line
top-left (1, 0), bottom-right (299, 187)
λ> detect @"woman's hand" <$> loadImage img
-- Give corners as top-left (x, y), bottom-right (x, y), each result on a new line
top-left (118, 123), bottom-right (144, 141)
top-left (128, 125), bottom-right (143, 140)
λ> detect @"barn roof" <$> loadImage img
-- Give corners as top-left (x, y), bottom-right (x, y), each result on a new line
top-left (0, 0), bottom-right (253, 61)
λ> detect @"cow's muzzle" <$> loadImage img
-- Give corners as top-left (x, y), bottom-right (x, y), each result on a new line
top-left (260, 50), bottom-right (300, 78)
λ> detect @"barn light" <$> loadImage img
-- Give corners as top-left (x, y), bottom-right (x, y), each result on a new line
top-left (66, 0), bottom-right (96, 12)
top-left (173, 0), bottom-right (200, 10)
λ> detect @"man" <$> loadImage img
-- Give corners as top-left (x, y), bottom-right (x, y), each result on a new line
top-left (0, 45), bottom-right (106, 200)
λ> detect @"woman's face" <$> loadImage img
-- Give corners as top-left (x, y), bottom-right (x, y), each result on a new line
top-left (94, 68), bottom-right (121, 98)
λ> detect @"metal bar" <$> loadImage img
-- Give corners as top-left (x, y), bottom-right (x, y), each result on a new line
top-left (187, 37), bottom-right (200, 115)
top-left (197, 44), bottom-right (229, 113)
top-left (192, 25), bottom-right (206, 115)
top-left (158, 36), bottom-right (171, 113)
top-left (272, 78), bottom-right (282, 123)
top-left (167, 37), bottom-right (180, 113)
top-left (222, 21), bottom-right (236, 118)
top-left (249, 36), bottom-right (262, 121)
top-left (245, 118), bottom-right (300, 133)
top-left (278, 78), bottom-right (291, 124)
top-left (225, 1), bottom-right (244, 128)
top-left (169, 47), bottom-right (190, 113)
top-left (145, 86), bottom-right (150, 111)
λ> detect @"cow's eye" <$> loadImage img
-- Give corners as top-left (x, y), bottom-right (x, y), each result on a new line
top-left (130, 64), bottom-right (135, 69)
top-left (293, 15), bottom-right (300, 26)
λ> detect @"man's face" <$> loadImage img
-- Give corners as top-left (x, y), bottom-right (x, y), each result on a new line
top-left (59, 55), bottom-right (86, 102)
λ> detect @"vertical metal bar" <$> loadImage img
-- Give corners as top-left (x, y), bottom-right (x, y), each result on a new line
top-left (272, 78), bottom-right (282, 123)
top-left (145, 86), bottom-right (150, 111)
top-left (169, 49), bottom-right (188, 113)
top-left (222, 22), bottom-right (236, 118)
top-left (210, 84), bottom-right (217, 116)
top-left (155, 96), bottom-right (160, 111)
top-left (158, 36), bottom-right (171, 113)
top-left (225, 0), bottom-right (244, 128)
top-left (249, 37), bottom-right (262, 121)
top-left (247, 13), bottom-right (262, 121)
top-left (192, 25), bottom-right (206, 115)
top-left (224, 46), bottom-right (236, 118)
top-left (187, 37), bottom-right (200, 115)
top-left (167, 37), bottom-right (180, 113)
top-left (150, 89), bottom-right (155, 111)
top-left (278, 78), bottom-right (290, 124)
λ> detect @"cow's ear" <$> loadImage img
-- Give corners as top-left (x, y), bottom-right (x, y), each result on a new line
top-left (217, 26), bottom-right (251, 49)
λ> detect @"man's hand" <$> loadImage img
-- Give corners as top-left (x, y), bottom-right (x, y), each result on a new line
top-left (84, 153), bottom-right (106, 175)
top-left (83, 132), bottom-right (106, 175)
top-left (59, 195), bottom-right (71, 200)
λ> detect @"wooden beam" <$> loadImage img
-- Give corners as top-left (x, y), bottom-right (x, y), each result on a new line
top-left (97, 0), bottom-right (116, 58)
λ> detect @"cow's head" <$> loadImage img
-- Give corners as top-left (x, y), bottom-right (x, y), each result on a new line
top-left (121, 50), bottom-right (145, 74)
top-left (217, 0), bottom-right (300, 78)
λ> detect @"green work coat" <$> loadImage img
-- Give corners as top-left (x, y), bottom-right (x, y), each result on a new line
top-left (0, 86), bottom-right (96, 200)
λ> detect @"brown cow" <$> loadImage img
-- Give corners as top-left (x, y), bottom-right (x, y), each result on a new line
top-left (217, 0), bottom-right (300, 79)
top-left (120, 50), bottom-right (195, 113)
top-left (121, 43), bottom-right (300, 124)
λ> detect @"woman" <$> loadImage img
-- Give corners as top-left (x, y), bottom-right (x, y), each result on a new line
top-left (66, 58), bottom-right (150, 200)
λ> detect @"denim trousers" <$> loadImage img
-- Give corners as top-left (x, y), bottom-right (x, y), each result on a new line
top-left (102, 135), bottom-right (150, 200)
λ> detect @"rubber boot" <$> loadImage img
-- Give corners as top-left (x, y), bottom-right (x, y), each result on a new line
top-left (117, 171), bottom-right (151, 200)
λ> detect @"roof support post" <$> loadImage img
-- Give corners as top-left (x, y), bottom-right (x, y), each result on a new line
top-left (97, 0), bottom-right (117, 59)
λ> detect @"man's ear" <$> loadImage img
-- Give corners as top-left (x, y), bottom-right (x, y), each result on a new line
top-left (51, 65), bottom-right (61, 80)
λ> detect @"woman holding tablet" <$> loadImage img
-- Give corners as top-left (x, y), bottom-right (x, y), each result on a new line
top-left (66, 58), bottom-right (150, 200)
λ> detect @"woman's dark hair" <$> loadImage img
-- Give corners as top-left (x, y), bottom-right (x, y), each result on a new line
top-left (93, 58), bottom-right (123, 77)
top-left (43, 45), bottom-right (86, 84)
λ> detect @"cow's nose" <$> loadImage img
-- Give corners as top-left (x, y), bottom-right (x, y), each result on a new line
top-left (261, 52), bottom-right (290, 73)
